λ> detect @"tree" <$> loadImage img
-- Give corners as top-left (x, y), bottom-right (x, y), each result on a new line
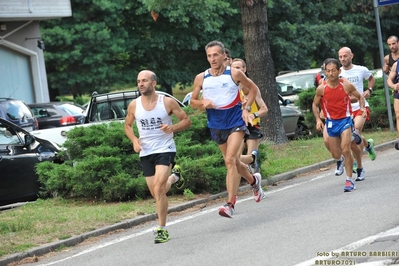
top-left (238, 0), bottom-right (286, 143)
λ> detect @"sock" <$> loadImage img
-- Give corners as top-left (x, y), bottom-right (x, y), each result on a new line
top-left (366, 141), bottom-right (371, 149)
top-left (251, 175), bottom-right (257, 186)
top-left (158, 226), bottom-right (166, 230)
top-left (173, 173), bottom-right (179, 183)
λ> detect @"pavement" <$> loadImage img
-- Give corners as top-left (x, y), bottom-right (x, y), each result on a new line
top-left (1, 140), bottom-right (398, 266)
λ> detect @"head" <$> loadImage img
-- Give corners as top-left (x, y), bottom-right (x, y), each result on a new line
top-left (387, 35), bottom-right (399, 53)
top-left (231, 58), bottom-right (247, 73)
top-left (137, 70), bottom-right (157, 96)
top-left (338, 47), bottom-right (353, 68)
top-left (205, 40), bottom-right (226, 69)
top-left (324, 58), bottom-right (341, 81)
top-left (224, 48), bottom-right (233, 67)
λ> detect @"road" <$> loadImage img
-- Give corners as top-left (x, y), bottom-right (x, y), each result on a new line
top-left (19, 147), bottom-right (399, 266)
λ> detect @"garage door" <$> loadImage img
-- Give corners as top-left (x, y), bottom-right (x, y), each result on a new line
top-left (0, 46), bottom-right (34, 103)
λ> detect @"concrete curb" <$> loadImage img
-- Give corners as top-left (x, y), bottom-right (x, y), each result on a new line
top-left (1, 140), bottom-right (398, 266)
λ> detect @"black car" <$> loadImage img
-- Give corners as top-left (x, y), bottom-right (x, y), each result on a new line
top-left (0, 98), bottom-right (39, 131)
top-left (0, 118), bottom-right (62, 206)
top-left (28, 102), bottom-right (86, 129)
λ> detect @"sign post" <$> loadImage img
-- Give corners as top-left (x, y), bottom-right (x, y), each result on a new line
top-left (374, 0), bottom-right (395, 132)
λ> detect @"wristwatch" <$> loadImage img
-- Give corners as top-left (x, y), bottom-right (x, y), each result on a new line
top-left (244, 106), bottom-right (251, 112)
top-left (254, 112), bottom-right (259, 118)
top-left (367, 88), bottom-right (373, 93)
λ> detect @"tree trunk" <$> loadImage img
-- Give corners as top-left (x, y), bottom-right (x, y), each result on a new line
top-left (238, 0), bottom-right (288, 144)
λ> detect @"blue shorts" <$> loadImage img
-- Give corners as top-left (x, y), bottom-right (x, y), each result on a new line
top-left (209, 126), bottom-right (249, 145)
top-left (140, 152), bottom-right (176, 177)
top-left (325, 117), bottom-right (353, 137)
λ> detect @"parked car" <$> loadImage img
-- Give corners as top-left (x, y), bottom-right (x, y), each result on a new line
top-left (0, 98), bottom-right (39, 131)
top-left (276, 68), bottom-right (322, 102)
top-left (28, 102), bottom-right (86, 129)
top-left (0, 118), bottom-right (62, 206)
top-left (182, 91), bottom-right (308, 139)
top-left (278, 94), bottom-right (308, 139)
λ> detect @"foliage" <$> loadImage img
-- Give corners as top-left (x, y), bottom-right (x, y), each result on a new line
top-left (36, 108), bottom-right (270, 201)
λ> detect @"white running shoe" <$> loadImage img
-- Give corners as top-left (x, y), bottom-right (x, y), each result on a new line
top-left (335, 156), bottom-right (344, 176)
top-left (219, 203), bottom-right (234, 218)
top-left (252, 173), bottom-right (264, 202)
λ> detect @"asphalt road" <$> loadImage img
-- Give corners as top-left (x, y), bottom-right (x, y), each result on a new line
top-left (3, 141), bottom-right (399, 266)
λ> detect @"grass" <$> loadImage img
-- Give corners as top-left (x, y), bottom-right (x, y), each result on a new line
top-left (0, 130), bottom-right (397, 259)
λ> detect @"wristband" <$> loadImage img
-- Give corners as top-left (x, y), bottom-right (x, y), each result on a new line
top-left (367, 88), bottom-right (373, 93)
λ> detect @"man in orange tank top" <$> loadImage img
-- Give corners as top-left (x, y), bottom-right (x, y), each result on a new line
top-left (312, 59), bottom-right (366, 192)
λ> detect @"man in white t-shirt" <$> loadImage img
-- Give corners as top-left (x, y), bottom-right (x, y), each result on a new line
top-left (338, 47), bottom-right (376, 182)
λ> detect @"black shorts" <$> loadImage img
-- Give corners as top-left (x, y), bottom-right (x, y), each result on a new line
top-left (245, 124), bottom-right (263, 140)
top-left (209, 125), bottom-right (249, 145)
top-left (140, 152), bottom-right (176, 177)
top-left (394, 90), bottom-right (399, 100)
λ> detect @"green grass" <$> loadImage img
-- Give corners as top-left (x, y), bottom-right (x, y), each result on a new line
top-left (0, 130), bottom-right (397, 258)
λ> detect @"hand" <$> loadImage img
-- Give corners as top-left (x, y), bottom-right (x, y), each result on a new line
top-left (316, 120), bottom-right (324, 132)
top-left (202, 99), bottom-right (216, 109)
top-left (363, 90), bottom-right (371, 99)
top-left (242, 109), bottom-right (251, 126)
top-left (133, 139), bottom-right (142, 153)
top-left (160, 124), bottom-right (173, 134)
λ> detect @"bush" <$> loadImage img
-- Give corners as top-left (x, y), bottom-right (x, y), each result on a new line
top-left (36, 107), bottom-right (268, 201)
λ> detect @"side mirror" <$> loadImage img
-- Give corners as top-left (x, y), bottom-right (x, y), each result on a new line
top-left (284, 99), bottom-right (292, 105)
top-left (25, 135), bottom-right (35, 145)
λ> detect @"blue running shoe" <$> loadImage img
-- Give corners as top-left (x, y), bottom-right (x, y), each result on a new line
top-left (344, 179), bottom-right (355, 192)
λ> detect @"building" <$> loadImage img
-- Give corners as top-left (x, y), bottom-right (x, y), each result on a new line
top-left (0, 0), bottom-right (72, 103)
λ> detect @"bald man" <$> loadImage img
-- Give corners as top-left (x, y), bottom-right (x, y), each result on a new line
top-left (338, 47), bottom-right (376, 182)
top-left (124, 70), bottom-right (191, 243)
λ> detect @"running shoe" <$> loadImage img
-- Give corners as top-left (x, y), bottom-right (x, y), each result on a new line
top-left (395, 140), bottom-right (399, 150)
top-left (219, 203), bottom-right (235, 218)
top-left (252, 173), bottom-right (264, 202)
top-left (344, 179), bottom-right (355, 192)
top-left (355, 167), bottom-right (365, 181)
top-left (249, 150), bottom-right (260, 173)
top-left (154, 228), bottom-right (170, 243)
top-left (352, 161), bottom-right (357, 174)
top-left (172, 165), bottom-right (185, 190)
top-left (365, 139), bottom-right (376, 161)
top-left (335, 156), bottom-right (344, 176)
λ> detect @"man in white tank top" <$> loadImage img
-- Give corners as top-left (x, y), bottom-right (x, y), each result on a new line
top-left (190, 40), bottom-right (265, 219)
top-left (124, 70), bottom-right (191, 244)
top-left (338, 47), bottom-right (377, 183)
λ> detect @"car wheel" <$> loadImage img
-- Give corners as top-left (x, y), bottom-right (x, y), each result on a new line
top-left (294, 121), bottom-right (309, 139)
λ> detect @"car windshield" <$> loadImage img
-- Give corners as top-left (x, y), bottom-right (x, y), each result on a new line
top-left (276, 74), bottom-right (316, 90)
top-left (59, 103), bottom-right (85, 115)
top-left (277, 82), bottom-right (302, 96)
top-left (1, 101), bottom-right (33, 120)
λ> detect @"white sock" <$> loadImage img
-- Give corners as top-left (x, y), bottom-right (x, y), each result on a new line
top-left (173, 173), bottom-right (179, 183)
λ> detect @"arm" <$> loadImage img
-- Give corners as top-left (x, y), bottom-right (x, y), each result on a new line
top-left (312, 85), bottom-right (324, 131)
top-left (231, 68), bottom-right (258, 124)
top-left (162, 97), bottom-right (191, 133)
top-left (124, 100), bottom-right (141, 153)
top-left (363, 74), bottom-right (375, 98)
top-left (383, 55), bottom-right (390, 74)
top-left (190, 73), bottom-right (215, 110)
top-left (387, 62), bottom-right (399, 92)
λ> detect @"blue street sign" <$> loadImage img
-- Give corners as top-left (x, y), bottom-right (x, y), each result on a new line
top-left (378, 0), bottom-right (399, 6)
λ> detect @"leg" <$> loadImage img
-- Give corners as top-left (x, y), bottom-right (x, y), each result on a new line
top-left (394, 98), bottom-right (399, 137)
top-left (147, 164), bottom-right (172, 227)
top-left (219, 131), bottom-right (244, 205)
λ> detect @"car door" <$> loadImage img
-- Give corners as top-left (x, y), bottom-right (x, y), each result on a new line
top-left (0, 119), bottom-right (56, 206)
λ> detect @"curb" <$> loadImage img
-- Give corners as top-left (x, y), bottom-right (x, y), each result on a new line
top-left (0, 140), bottom-right (397, 266)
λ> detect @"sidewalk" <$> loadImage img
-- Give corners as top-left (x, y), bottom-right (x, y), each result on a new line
top-left (1, 140), bottom-right (398, 266)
